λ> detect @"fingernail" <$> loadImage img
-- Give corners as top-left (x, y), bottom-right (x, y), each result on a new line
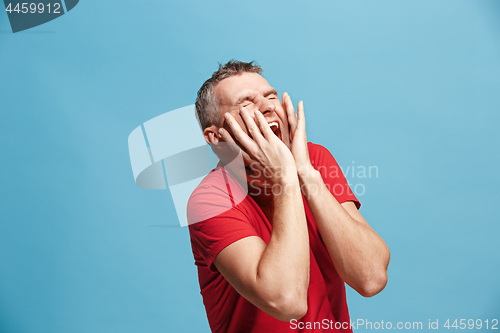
top-left (224, 113), bottom-right (229, 119)
top-left (240, 108), bottom-right (246, 114)
top-left (218, 128), bottom-right (224, 135)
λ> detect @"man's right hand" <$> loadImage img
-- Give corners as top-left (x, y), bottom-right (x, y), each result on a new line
top-left (218, 107), bottom-right (297, 186)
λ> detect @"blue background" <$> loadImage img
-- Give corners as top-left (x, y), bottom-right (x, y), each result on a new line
top-left (1, 0), bottom-right (499, 332)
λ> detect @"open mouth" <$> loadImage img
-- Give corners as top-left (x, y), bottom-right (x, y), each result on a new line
top-left (268, 121), bottom-right (282, 141)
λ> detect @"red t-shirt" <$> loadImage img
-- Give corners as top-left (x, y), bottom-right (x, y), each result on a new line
top-left (187, 142), bottom-right (360, 333)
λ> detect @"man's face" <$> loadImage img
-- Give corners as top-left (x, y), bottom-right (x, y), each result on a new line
top-left (214, 72), bottom-right (291, 149)
top-left (212, 72), bottom-right (292, 190)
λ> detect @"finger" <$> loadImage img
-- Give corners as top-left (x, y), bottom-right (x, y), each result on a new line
top-left (278, 92), bottom-right (290, 128)
top-left (283, 92), bottom-right (298, 137)
top-left (218, 127), bottom-right (241, 154)
top-left (296, 100), bottom-right (308, 142)
top-left (254, 109), bottom-right (276, 142)
top-left (241, 148), bottom-right (261, 174)
top-left (223, 112), bottom-right (259, 153)
top-left (218, 126), bottom-right (234, 144)
top-left (297, 100), bottom-right (305, 127)
top-left (239, 107), bottom-right (266, 145)
top-left (219, 127), bottom-right (256, 167)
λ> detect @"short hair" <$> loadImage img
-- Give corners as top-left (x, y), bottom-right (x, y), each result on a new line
top-left (195, 60), bottom-right (263, 130)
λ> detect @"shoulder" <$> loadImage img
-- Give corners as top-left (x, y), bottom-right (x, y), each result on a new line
top-left (307, 142), bottom-right (332, 157)
top-left (187, 167), bottom-right (248, 226)
top-left (187, 168), bottom-right (260, 271)
top-left (307, 142), bottom-right (361, 209)
top-left (307, 142), bottom-right (340, 168)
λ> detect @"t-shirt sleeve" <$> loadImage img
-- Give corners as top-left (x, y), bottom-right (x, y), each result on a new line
top-left (308, 142), bottom-right (361, 209)
top-left (187, 170), bottom-right (260, 272)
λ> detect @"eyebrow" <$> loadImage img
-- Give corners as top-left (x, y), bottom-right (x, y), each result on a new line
top-left (234, 88), bottom-right (278, 105)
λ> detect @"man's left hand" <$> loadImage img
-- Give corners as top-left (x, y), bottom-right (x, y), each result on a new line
top-left (282, 92), bottom-right (314, 179)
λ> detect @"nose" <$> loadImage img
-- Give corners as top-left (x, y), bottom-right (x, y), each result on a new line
top-left (256, 98), bottom-right (276, 116)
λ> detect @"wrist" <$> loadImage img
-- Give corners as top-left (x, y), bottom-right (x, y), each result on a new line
top-left (275, 170), bottom-right (299, 187)
top-left (297, 165), bottom-right (319, 184)
top-left (298, 169), bottom-right (324, 200)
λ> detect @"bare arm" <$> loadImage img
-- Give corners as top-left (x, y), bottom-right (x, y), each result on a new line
top-left (299, 170), bottom-right (390, 297)
top-left (213, 108), bottom-right (310, 321)
top-left (282, 93), bottom-right (390, 297)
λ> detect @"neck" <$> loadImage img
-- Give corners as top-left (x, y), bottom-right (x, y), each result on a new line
top-left (249, 188), bottom-right (275, 224)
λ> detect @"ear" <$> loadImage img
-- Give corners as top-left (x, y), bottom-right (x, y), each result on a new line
top-left (204, 125), bottom-right (219, 146)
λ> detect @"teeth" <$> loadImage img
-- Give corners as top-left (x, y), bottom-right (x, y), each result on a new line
top-left (268, 121), bottom-right (279, 130)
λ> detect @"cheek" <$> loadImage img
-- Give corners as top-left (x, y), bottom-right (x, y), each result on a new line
top-left (275, 110), bottom-right (289, 132)
top-left (275, 110), bottom-right (287, 123)
top-left (225, 111), bottom-right (249, 135)
top-left (238, 118), bottom-right (250, 135)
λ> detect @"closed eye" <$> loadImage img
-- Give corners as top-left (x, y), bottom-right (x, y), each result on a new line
top-left (263, 88), bottom-right (278, 100)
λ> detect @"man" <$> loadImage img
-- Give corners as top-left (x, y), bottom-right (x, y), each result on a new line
top-left (187, 60), bottom-right (390, 333)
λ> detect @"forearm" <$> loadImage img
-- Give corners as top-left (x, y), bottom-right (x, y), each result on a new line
top-left (299, 168), bottom-right (389, 297)
top-left (255, 175), bottom-right (310, 319)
